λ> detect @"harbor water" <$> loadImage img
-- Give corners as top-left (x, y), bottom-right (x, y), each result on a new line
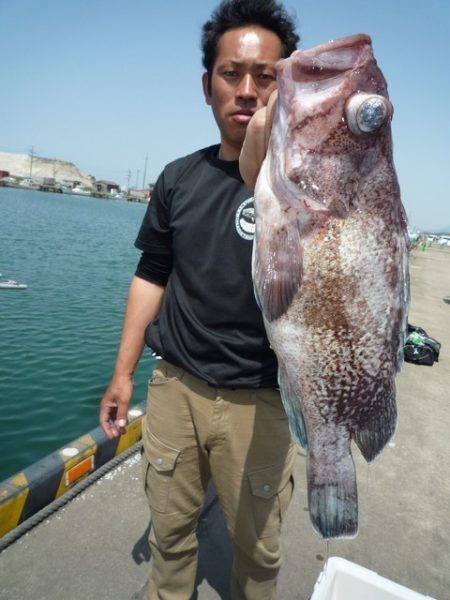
top-left (0, 187), bottom-right (155, 482)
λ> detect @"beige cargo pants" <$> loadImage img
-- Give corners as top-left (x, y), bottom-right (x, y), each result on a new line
top-left (142, 359), bottom-right (296, 600)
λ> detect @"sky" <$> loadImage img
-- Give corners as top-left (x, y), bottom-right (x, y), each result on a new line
top-left (1, 0), bottom-right (449, 231)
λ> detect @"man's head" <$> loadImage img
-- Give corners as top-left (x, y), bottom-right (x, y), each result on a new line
top-left (202, 0), bottom-right (299, 89)
top-left (201, 0), bottom-right (299, 160)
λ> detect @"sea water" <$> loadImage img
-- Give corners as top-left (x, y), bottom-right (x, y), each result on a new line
top-left (0, 187), bottom-right (155, 481)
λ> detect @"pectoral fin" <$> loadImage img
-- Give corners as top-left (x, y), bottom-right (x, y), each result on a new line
top-left (254, 220), bottom-right (303, 322)
top-left (278, 364), bottom-right (307, 448)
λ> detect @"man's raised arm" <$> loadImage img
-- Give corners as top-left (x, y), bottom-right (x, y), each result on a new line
top-left (239, 90), bottom-right (277, 189)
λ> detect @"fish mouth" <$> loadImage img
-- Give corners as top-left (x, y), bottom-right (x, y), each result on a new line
top-left (281, 34), bottom-right (372, 83)
top-left (302, 33), bottom-right (372, 59)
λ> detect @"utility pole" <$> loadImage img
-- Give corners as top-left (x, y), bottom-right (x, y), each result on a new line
top-left (142, 153), bottom-right (148, 189)
top-left (126, 169), bottom-right (131, 191)
top-left (29, 146), bottom-right (35, 180)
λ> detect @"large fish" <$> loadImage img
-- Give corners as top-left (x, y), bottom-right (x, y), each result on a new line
top-left (253, 34), bottom-right (409, 539)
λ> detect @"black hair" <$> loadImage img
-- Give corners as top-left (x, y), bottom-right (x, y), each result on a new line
top-left (201, 0), bottom-right (300, 79)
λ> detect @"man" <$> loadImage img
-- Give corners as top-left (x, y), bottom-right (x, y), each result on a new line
top-left (100, 1), bottom-right (299, 598)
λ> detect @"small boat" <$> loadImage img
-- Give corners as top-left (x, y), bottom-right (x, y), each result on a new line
top-left (0, 279), bottom-right (27, 289)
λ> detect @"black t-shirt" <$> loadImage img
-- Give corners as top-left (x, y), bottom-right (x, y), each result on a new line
top-left (134, 144), bottom-right (278, 388)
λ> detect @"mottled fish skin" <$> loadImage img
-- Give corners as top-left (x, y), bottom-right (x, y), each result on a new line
top-left (253, 34), bottom-right (409, 539)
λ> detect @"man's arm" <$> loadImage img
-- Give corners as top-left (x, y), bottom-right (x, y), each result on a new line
top-left (100, 275), bottom-right (165, 439)
top-left (239, 90), bottom-right (277, 189)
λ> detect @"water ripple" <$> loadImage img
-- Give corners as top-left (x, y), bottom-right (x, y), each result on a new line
top-left (0, 188), bottom-right (154, 480)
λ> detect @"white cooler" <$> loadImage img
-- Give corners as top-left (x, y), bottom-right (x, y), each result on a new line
top-left (311, 557), bottom-right (436, 600)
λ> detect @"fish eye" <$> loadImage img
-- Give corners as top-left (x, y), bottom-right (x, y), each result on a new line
top-left (345, 93), bottom-right (391, 135)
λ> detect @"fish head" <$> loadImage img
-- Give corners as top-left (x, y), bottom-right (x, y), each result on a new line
top-left (272, 34), bottom-right (394, 218)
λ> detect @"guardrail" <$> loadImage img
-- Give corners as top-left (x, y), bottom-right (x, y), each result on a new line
top-left (0, 402), bottom-right (146, 539)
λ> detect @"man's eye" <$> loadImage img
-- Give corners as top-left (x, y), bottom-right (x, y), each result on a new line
top-left (258, 73), bottom-right (276, 81)
top-left (223, 70), bottom-right (239, 78)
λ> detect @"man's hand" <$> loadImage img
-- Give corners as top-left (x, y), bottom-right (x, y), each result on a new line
top-left (100, 374), bottom-right (134, 439)
top-left (239, 90), bottom-right (277, 189)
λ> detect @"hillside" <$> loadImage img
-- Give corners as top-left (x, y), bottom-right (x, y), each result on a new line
top-left (0, 152), bottom-right (95, 188)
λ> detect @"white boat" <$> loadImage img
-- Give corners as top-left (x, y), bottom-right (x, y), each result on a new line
top-left (0, 279), bottom-right (27, 289)
top-left (61, 185), bottom-right (92, 196)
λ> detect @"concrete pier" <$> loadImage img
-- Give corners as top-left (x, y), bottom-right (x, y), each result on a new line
top-left (0, 246), bottom-right (449, 600)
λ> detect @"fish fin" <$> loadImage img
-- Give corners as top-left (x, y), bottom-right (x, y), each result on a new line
top-left (307, 447), bottom-right (358, 539)
top-left (278, 366), bottom-right (307, 448)
top-left (254, 288), bottom-right (263, 313)
top-left (251, 241), bottom-right (263, 312)
top-left (395, 249), bottom-right (410, 372)
top-left (354, 380), bottom-right (397, 463)
top-left (254, 220), bottom-right (303, 322)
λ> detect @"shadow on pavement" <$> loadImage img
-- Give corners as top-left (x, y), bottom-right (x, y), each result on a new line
top-left (130, 485), bottom-right (233, 600)
top-left (132, 521), bottom-right (152, 565)
top-left (193, 493), bottom-right (232, 599)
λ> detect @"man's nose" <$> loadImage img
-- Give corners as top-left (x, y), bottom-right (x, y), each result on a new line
top-left (237, 74), bottom-right (257, 99)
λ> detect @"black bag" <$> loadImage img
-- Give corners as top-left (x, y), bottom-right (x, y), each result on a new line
top-left (404, 323), bottom-right (441, 366)
top-left (404, 343), bottom-right (435, 366)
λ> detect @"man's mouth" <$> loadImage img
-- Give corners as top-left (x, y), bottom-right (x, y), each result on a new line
top-left (231, 110), bottom-right (254, 125)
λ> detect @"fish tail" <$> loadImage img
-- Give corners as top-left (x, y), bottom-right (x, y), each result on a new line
top-left (278, 366), bottom-right (307, 447)
top-left (307, 444), bottom-right (358, 539)
top-left (354, 380), bottom-right (397, 462)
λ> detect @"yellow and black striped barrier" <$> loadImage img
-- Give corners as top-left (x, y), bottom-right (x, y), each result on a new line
top-left (0, 402), bottom-right (145, 539)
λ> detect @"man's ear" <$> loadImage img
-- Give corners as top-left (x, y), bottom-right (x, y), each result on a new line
top-left (202, 72), bottom-right (212, 105)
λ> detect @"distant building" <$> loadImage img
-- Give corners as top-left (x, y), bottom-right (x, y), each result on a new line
top-left (60, 179), bottom-right (81, 189)
top-left (127, 185), bottom-right (152, 202)
top-left (93, 180), bottom-right (121, 197)
top-left (0, 170), bottom-right (10, 179)
top-left (32, 176), bottom-right (55, 186)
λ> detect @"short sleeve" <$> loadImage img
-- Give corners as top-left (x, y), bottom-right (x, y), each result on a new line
top-left (134, 171), bottom-right (173, 284)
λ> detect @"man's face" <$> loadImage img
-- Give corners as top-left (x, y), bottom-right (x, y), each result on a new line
top-left (203, 26), bottom-right (282, 161)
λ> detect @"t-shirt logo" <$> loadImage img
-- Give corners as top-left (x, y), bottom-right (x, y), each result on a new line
top-left (235, 197), bottom-right (255, 240)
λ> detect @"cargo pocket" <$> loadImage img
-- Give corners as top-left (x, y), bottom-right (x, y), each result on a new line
top-left (248, 464), bottom-right (293, 539)
top-left (143, 430), bottom-right (180, 513)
